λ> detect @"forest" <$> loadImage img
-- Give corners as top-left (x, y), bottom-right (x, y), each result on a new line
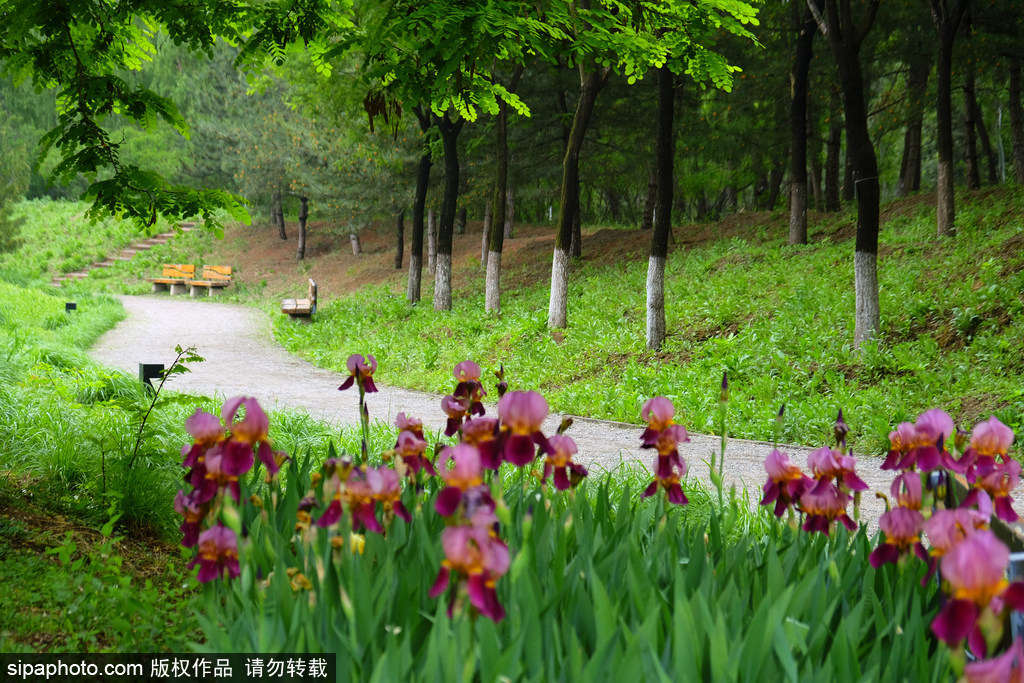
top-left (2, 0), bottom-right (1022, 350)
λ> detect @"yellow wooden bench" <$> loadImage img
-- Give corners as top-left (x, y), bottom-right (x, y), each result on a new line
top-left (282, 279), bottom-right (317, 320)
top-left (189, 265), bottom-right (233, 297)
top-left (146, 264), bottom-right (195, 295)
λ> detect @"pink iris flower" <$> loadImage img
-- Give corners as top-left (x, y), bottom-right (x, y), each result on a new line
top-left (760, 449), bottom-right (815, 518)
top-left (882, 409), bottom-right (960, 472)
top-left (806, 446), bottom-right (869, 493)
top-left (222, 396), bottom-right (279, 475)
top-left (931, 530), bottom-right (1024, 657)
top-left (396, 430), bottom-right (436, 476)
top-left (965, 457), bottom-right (1022, 523)
top-left (441, 395), bottom-right (471, 437)
top-left (800, 481), bottom-right (856, 535)
top-left (174, 489), bottom-right (205, 548)
top-left (189, 525), bottom-right (240, 583)
top-left (868, 507), bottom-right (927, 568)
top-left (452, 360), bottom-right (487, 416)
top-left (461, 417), bottom-right (501, 469)
top-left (963, 637), bottom-right (1024, 683)
top-left (429, 525), bottom-right (511, 622)
top-left (435, 445), bottom-right (486, 517)
top-left (497, 391), bottom-right (551, 466)
top-left (395, 412), bottom-right (424, 439)
top-left (970, 417), bottom-right (1016, 457)
top-left (640, 397), bottom-right (676, 446)
top-left (339, 354), bottom-right (378, 393)
top-left (542, 434), bottom-right (588, 490)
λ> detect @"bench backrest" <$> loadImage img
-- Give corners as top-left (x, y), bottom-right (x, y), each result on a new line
top-left (202, 265), bottom-right (232, 281)
top-left (162, 264), bottom-right (195, 278)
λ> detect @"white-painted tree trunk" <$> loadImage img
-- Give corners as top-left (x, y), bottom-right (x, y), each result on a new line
top-left (433, 253), bottom-right (452, 311)
top-left (407, 255), bottom-right (421, 303)
top-left (427, 209), bottom-right (437, 275)
top-left (646, 255), bottom-right (666, 350)
top-left (350, 232), bottom-right (361, 255)
top-left (547, 249), bottom-right (570, 328)
top-left (854, 250), bottom-right (880, 347)
top-left (485, 250), bottom-right (502, 313)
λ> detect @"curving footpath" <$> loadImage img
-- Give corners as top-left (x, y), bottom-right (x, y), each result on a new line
top-left (92, 295), bottom-right (942, 533)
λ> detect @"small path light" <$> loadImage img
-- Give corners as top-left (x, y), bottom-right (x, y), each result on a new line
top-left (65, 302), bottom-right (77, 312)
top-left (138, 363), bottom-right (164, 392)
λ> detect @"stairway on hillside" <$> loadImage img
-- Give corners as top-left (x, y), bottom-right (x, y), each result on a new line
top-left (51, 223), bottom-right (195, 286)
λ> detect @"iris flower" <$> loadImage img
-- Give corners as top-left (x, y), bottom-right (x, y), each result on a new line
top-left (429, 525), bottom-right (510, 622)
top-left (760, 449), bottom-right (814, 517)
top-left (542, 434), bottom-right (588, 490)
top-left (339, 353), bottom-right (378, 393)
top-left (189, 525), bottom-right (240, 583)
top-left (496, 391), bottom-right (551, 466)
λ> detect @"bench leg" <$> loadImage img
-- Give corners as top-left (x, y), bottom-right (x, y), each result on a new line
top-left (151, 282), bottom-right (168, 293)
top-left (169, 283), bottom-right (187, 295)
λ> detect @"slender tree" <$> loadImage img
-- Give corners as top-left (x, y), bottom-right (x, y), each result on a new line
top-left (789, 2), bottom-right (817, 245)
top-left (929, 0), bottom-right (969, 237)
top-left (808, 0), bottom-right (883, 346)
top-left (486, 66), bottom-right (524, 314)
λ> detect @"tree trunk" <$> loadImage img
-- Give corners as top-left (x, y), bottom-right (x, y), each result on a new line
top-left (930, 0), bottom-right (968, 237)
top-left (970, 88), bottom-right (999, 185)
top-left (766, 163), bottom-right (785, 212)
top-left (897, 60), bottom-right (929, 197)
top-left (812, 0), bottom-right (882, 346)
top-left (647, 66), bottom-right (675, 351)
top-left (964, 64), bottom-right (982, 190)
top-left (394, 208), bottom-right (405, 270)
top-left (427, 208), bottom-right (437, 276)
top-left (272, 190), bottom-right (286, 240)
top-left (408, 107), bottom-right (432, 304)
top-left (824, 92), bottom-right (843, 211)
top-left (485, 66), bottom-right (523, 314)
top-left (456, 206), bottom-right (467, 235)
top-left (807, 94), bottom-right (824, 211)
top-left (842, 150), bottom-right (855, 203)
top-left (433, 113), bottom-right (464, 312)
top-left (641, 167), bottom-right (657, 230)
top-left (481, 200), bottom-right (492, 266)
top-left (296, 196), bottom-right (308, 260)
top-left (789, 5), bottom-right (815, 245)
top-left (503, 186), bottom-right (515, 239)
top-left (1010, 58), bottom-right (1024, 184)
top-left (350, 231), bottom-right (361, 255)
top-left (549, 66), bottom-right (606, 329)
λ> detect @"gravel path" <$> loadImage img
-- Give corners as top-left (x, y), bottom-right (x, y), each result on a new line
top-left (91, 296), bottom-right (901, 530)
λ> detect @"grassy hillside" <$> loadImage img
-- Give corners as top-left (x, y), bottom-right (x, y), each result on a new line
top-left (4, 188), bottom-right (1023, 453)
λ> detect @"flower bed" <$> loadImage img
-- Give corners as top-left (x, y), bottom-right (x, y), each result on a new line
top-left (178, 357), bottom-right (1024, 680)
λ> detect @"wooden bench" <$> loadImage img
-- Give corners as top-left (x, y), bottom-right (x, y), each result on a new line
top-left (146, 264), bottom-right (195, 295)
top-left (189, 265), bottom-right (233, 297)
top-left (282, 279), bottom-right (317, 321)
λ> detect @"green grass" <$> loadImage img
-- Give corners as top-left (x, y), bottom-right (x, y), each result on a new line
top-left (273, 188), bottom-right (1024, 454)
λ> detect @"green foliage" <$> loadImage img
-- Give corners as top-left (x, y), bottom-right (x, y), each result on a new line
top-left (195, 449), bottom-right (947, 680)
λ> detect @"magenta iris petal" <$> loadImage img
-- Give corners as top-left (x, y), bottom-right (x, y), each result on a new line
top-left (996, 496), bottom-right (1020, 522)
top-left (642, 481), bottom-right (658, 498)
top-left (869, 543), bottom-right (899, 569)
top-left (338, 376), bottom-right (354, 391)
top-left (931, 599), bottom-right (979, 646)
top-left (505, 434), bottom-right (536, 466)
top-left (316, 499), bottom-right (343, 528)
top-left (429, 567), bottom-right (450, 599)
top-left (394, 501), bottom-right (411, 523)
top-left (468, 574), bottom-right (506, 622)
top-left (257, 441), bottom-right (280, 475)
top-left (435, 487), bottom-right (463, 517)
top-left (667, 484), bottom-right (688, 505)
top-left (553, 467), bottom-right (570, 491)
top-left (221, 441), bottom-right (254, 477)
